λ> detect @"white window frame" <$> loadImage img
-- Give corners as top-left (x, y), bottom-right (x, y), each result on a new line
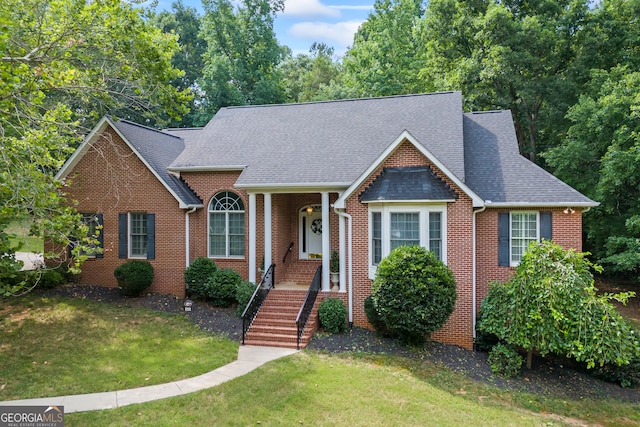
top-left (208, 191), bottom-right (245, 259)
top-left (510, 211), bottom-right (539, 267)
top-left (80, 213), bottom-right (101, 258)
top-left (368, 203), bottom-right (447, 279)
top-left (128, 212), bottom-right (147, 259)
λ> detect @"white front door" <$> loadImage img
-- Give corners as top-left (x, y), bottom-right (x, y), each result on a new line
top-left (300, 205), bottom-right (323, 259)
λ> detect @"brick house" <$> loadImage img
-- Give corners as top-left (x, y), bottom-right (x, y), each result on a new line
top-left (55, 92), bottom-right (597, 349)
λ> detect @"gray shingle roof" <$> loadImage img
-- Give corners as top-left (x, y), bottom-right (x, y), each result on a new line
top-left (463, 111), bottom-right (597, 206)
top-left (111, 119), bottom-right (202, 207)
top-left (170, 92), bottom-right (466, 187)
top-left (359, 166), bottom-right (458, 202)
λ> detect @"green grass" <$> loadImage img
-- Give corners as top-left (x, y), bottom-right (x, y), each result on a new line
top-left (66, 351), bottom-right (639, 427)
top-left (0, 295), bottom-right (238, 400)
top-left (6, 220), bottom-right (43, 253)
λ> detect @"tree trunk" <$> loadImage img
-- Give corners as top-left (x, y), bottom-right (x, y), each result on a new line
top-left (526, 350), bottom-right (533, 370)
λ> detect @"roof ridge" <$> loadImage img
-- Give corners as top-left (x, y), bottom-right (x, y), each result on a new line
top-left (222, 91), bottom-right (459, 111)
top-left (109, 116), bottom-right (183, 140)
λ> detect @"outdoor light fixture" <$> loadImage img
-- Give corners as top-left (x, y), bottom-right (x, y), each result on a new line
top-left (563, 207), bottom-right (575, 215)
top-left (306, 206), bottom-right (314, 215)
top-left (183, 299), bottom-right (193, 312)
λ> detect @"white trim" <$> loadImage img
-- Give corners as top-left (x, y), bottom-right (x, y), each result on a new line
top-left (335, 130), bottom-right (484, 209)
top-left (509, 211), bottom-right (539, 267)
top-left (128, 212), bottom-right (148, 259)
top-left (321, 192), bottom-right (330, 292)
top-left (249, 193), bottom-right (257, 283)
top-left (264, 193), bottom-right (272, 268)
top-left (367, 203), bottom-right (447, 280)
top-left (486, 202), bottom-right (599, 208)
top-left (207, 191), bottom-right (246, 259)
top-left (169, 166), bottom-right (247, 172)
top-left (235, 183), bottom-right (350, 193)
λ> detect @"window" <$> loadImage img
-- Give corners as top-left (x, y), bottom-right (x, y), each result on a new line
top-left (79, 213), bottom-right (103, 258)
top-left (369, 205), bottom-right (446, 276)
top-left (498, 211), bottom-right (552, 267)
top-left (118, 213), bottom-right (155, 259)
top-left (209, 191), bottom-right (245, 258)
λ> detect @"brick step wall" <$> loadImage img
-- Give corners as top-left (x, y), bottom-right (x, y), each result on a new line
top-left (244, 289), bottom-right (320, 349)
top-left (281, 260), bottom-right (321, 284)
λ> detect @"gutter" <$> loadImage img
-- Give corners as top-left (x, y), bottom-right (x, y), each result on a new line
top-left (185, 206), bottom-right (198, 269)
top-left (472, 204), bottom-right (487, 344)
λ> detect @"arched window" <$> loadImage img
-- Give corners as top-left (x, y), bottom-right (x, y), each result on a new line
top-left (209, 191), bottom-right (245, 258)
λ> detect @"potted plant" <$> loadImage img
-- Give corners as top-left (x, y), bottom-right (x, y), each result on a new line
top-left (330, 250), bottom-right (340, 290)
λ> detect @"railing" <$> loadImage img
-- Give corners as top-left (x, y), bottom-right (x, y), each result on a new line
top-left (282, 241), bottom-right (294, 263)
top-left (241, 263), bottom-right (275, 345)
top-left (295, 265), bottom-right (322, 350)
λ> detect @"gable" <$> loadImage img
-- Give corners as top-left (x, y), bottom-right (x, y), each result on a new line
top-left (359, 166), bottom-right (458, 202)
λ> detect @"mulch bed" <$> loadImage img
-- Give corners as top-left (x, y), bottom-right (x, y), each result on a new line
top-left (38, 284), bottom-right (640, 403)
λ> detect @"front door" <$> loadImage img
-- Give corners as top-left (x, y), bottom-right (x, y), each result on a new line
top-left (300, 205), bottom-right (322, 260)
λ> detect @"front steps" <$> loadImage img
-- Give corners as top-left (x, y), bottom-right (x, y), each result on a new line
top-left (243, 289), bottom-right (320, 349)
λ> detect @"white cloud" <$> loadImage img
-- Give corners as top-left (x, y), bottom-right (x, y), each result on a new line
top-left (282, 0), bottom-right (341, 18)
top-left (288, 20), bottom-right (363, 47)
top-left (330, 5), bottom-right (373, 11)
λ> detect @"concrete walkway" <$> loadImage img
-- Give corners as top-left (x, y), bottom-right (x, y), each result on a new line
top-left (0, 346), bottom-right (298, 413)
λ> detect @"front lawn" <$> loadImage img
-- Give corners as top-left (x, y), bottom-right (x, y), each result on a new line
top-left (0, 295), bottom-right (238, 400)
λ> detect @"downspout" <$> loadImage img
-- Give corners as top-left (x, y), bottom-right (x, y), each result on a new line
top-left (334, 206), bottom-right (353, 327)
top-left (472, 204), bottom-right (487, 345)
top-left (185, 206), bottom-right (197, 269)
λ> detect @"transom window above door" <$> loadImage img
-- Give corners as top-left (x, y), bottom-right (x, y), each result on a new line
top-left (209, 191), bottom-right (245, 258)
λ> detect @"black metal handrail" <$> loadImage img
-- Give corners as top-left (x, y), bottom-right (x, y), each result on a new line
top-left (241, 263), bottom-right (275, 345)
top-left (282, 241), bottom-right (294, 263)
top-left (295, 265), bottom-right (322, 350)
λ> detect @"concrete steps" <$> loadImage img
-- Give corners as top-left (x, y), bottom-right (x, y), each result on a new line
top-left (244, 289), bottom-right (320, 349)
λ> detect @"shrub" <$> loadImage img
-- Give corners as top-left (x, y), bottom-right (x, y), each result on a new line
top-left (474, 310), bottom-right (500, 352)
top-left (184, 257), bottom-right (218, 298)
top-left (34, 268), bottom-right (66, 289)
top-left (364, 294), bottom-right (394, 337)
top-left (318, 298), bottom-right (347, 334)
top-left (488, 343), bottom-right (523, 379)
top-left (372, 246), bottom-right (457, 345)
top-left (207, 268), bottom-right (241, 307)
top-left (592, 358), bottom-right (640, 388)
top-left (114, 260), bottom-right (154, 297)
top-left (236, 281), bottom-right (258, 317)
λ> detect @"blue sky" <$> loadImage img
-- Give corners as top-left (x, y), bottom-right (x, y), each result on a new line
top-left (149, 0), bottom-right (374, 57)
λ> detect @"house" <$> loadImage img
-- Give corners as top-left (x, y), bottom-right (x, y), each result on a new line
top-left (55, 91), bottom-right (597, 349)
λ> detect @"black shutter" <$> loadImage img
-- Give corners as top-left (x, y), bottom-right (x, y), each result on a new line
top-left (498, 212), bottom-right (510, 267)
top-left (118, 213), bottom-right (127, 259)
top-left (147, 213), bottom-right (155, 260)
top-left (96, 214), bottom-right (104, 258)
top-left (540, 211), bottom-right (552, 241)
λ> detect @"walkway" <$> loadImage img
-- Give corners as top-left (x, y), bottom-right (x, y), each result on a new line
top-left (0, 346), bottom-right (298, 413)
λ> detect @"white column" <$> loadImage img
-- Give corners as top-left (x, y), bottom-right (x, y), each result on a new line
top-left (321, 192), bottom-right (330, 291)
top-left (248, 193), bottom-right (257, 283)
top-left (339, 212), bottom-right (346, 292)
top-left (264, 193), bottom-right (272, 269)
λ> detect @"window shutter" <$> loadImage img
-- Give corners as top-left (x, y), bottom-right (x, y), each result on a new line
top-left (147, 213), bottom-right (155, 260)
top-left (498, 212), bottom-right (510, 267)
top-left (96, 214), bottom-right (104, 258)
top-left (540, 211), bottom-right (552, 241)
top-left (118, 213), bottom-right (127, 259)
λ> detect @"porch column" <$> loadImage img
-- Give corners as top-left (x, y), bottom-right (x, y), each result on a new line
top-left (339, 212), bottom-right (346, 292)
top-left (248, 193), bottom-right (257, 283)
top-left (321, 192), bottom-right (330, 291)
top-left (264, 193), bottom-right (272, 269)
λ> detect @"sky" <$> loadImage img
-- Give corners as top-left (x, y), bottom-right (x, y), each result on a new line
top-left (149, 0), bottom-right (374, 57)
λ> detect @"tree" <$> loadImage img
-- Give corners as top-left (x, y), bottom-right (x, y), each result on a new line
top-left (342, 0), bottom-right (425, 97)
top-left (478, 240), bottom-right (640, 370)
top-left (199, 0), bottom-right (287, 115)
top-left (280, 43), bottom-right (342, 103)
top-left (151, 0), bottom-right (209, 127)
top-left (371, 245), bottom-right (457, 344)
top-left (417, 0), bottom-right (588, 161)
top-left (0, 0), bottom-right (190, 295)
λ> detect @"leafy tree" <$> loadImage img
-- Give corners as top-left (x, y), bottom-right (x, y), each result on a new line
top-left (372, 245), bottom-right (457, 345)
top-left (151, 0), bottom-right (209, 127)
top-left (0, 0), bottom-right (190, 295)
top-left (199, 0), bottom-right (287, 115)
top-left (342, 0), bottom-right (425, 97)
top-left (478, 240), bottom-right (640, 370)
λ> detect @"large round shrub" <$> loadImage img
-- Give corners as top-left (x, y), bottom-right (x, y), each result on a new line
top-left (372, 246), bottom-right (457, 344)
top-left (235, 281), bottom-right (258, 317)
top-left (114, 260), bottom-right (154, 297)
top-left (318, 298), bottom-right (347, 334)
top-left (184, 257), bottom-right (218, 298)
top-left (207, 268), bottom-right (241, 307)
top-left (364, 294), bottom-right (394, 337)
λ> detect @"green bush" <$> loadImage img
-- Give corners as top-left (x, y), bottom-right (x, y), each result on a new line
top-left (488, 343), bottom-right (523, 379)
top-left (372, 246), bottom-right (457, 345)
top-left (318, 298), bottom-right (347, 334)
top-left (114, 260), bottom-right (154, 297)
top-left (236, 281), bottom-right (258, 317)
top-left (592, 358), bottom-right (640, 388)
top-left (34, 268), bottom-right (66, 289)
top-left (474, 310), bottom-right (500, 352)
top-left (207, 268), bottom-right (241, 307)
top-left (364, 294), bottom-right (394, 337)
top-left (184, 257), bottom-right (218, 298)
